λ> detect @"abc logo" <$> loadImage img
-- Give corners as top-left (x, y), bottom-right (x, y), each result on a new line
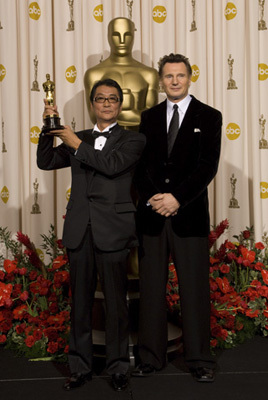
top-left (1, 186), bottom-right (9, 204)
top-left (66, 65), bottom-right (77, 83)
top-left (93, 5), bottom-right (103, 22)
top-left (258, 63), bottom-right (268, 81)
top-left (0, 64), bottom-right (6, 82)
top-left (152, 6), bottom-right (167, 23)
top-left (191, 65), bottom-right (200, 82)
top-left (226, 122), bottom-right (241, 140)
top-left (260, 182), bottom-right (268, 199)
top-left (30, 126), bottom-right (41, 144)
top-left (29, 2), bottom-right (41, 20)
top-left (225, 2), bottom-right (237, 20)
top-left (66, 188), bottom-right (71, 201)
top-left (36, 248), bottom-right (45, 261)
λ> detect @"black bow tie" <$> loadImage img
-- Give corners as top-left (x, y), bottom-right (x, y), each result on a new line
top-left (92, 131), bottom-right (110, 139)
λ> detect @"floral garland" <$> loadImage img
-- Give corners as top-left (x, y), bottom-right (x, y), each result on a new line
top-left (0, 220), bottom-right (268, 360)
top-left (167, 219), bottom-right (268, 349)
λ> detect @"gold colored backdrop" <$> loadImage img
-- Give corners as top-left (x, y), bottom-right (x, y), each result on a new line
top-left (0, 0), bottom-right (268, 260)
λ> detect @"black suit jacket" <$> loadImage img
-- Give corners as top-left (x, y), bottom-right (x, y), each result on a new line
top-left (37, 125), bottom-right (146, 251)
top-left (135, 95), bottom-right (222, 237)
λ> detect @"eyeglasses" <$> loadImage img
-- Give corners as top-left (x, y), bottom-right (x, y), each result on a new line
top-left (94, 96), bottom-right (120, 103)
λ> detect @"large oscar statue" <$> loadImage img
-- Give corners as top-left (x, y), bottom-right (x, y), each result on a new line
top-left (84, 17), bottom-right (159, 130)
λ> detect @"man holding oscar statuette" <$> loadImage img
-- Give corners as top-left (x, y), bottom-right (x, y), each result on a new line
top-left (37, 78), bottom-right (146, 392)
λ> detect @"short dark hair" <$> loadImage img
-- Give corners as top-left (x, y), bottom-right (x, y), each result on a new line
top-left (90, 79), bottom-right (123, 103)
top-left (158, 53), bottom-right (192, 77)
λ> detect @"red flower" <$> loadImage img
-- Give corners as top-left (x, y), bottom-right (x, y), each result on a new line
top-left (216, 277), bottom-right (232, 293)
top-left (3, 259), bottom-right (17, 274)
top-left (210, 339), bottom-right (218, 347)
top-left (0, 334), bottom-right (7, 343)
top-left (49, 302), bottom-right (59, 314)
top-left (52, 255), bottom-right (68, 270)
top-left (208, 219), bottom-right (229, 248)
top-left (243, 230), bottom-right (251, 239)
top-left (47, 341), bottom-right (59, 354)
top-left (255, 262), bottom-right (265, 271)
top-left (258, 286), bottom-right (268, 298)
top-left (29, 271), bottom-right (38, 281)
top-left (33, 329), bottom-right (43, 341)
top-left (25, 335), bottom-right (36, 348)
top-left (43, 327), bottom-right (59, 341)
top-left (53, 271), bottom-right (69, 288)
top-left (255, 242), bottom-right (265, 250)
top-left (220, 264), bottom-right (230, 274)
top-left (56, 239), bottom-right (64, 249)
top-left (225, 241), bottom-right (236, 250)
top-left (15, 323), bottom-right (26, 334)
top-left (20, 291), bottom-right (29, 302)
top-left (240, 247), bottom-right (255, 265)
top-left (211, 325), bottom-right (228, 340)
top-left (261, 269), bottom-right (268, 285)
top-left (245, 309), bottom-right (259, 318)
top-left (0, 282), bottom-right (13, 306)
top-left (12, 283), bottom-right (22, 297)
top-left (13, 304), bottom-right (28, 320)
top-left (18, 267), bottom-right (27, 276)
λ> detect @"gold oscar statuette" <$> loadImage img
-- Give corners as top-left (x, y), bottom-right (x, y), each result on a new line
top-left (42, 74), bottom-right (64, 134)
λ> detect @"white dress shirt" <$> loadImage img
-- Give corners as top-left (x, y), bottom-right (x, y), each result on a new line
top-left (93, 122), bottom-right (117, 151)
top-left (166, 94), bottom-right (192, 131)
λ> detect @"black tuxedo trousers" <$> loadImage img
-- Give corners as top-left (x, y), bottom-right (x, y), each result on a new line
top-left (138, 219), bottom-right (215, 370)
top-left (67, 225), bottom-right (130, 375)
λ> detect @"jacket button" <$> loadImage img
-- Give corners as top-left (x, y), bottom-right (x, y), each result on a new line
top-left (165, 178), bottom-right (170, 183)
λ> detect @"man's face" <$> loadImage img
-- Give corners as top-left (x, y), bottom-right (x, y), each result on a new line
top-left (91, 85), bottom-right (122, 126)
top-left (108, 19), bottom-right (134, 56)
top-left (160, 62), bottom-right (192, 102)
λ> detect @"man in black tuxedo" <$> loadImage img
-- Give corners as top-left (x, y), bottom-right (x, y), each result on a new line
top-left (132, 54), bottom-right (222, 382)
top-left (37, 79), bottom-right (146, 391)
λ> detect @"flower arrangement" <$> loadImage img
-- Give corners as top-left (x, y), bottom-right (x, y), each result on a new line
top-left (1, 219), bottom-right (268, 361)
top-left (166, 219), bottom-right (268, 349)
top-left (0, 226), bottom-right (71, 361)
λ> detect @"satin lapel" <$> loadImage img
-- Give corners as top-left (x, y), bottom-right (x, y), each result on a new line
top-left (101, 124), bottom-right (123, 155)
top-left (171, 96), bottom-right (201, 149)
top-left (179, 96), bottom-right (201, 132)
top-left (81, 129), bottom-right (95, 146)
top-left (155, 100), bottom-right (169, 159)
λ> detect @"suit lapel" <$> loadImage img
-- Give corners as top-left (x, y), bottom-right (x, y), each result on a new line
top-left (154, 100), bottom-right (169, 159)
top-left (101, 124), bottom-right (123, 155)
top-left (169, 96), bottom-right (201, 156)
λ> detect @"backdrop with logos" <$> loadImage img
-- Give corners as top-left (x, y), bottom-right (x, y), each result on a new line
top-left (0, 0), bottom-right (268, 260)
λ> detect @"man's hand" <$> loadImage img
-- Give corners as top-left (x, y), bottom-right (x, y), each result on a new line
top-left (149, 193), bottom-right (180, 217)
top-left (42, 99), bottom-right (81, 150)
top-left (43, 99), bottom-right (59, 119)
top-left (53, 125), bottom-right (82, 151)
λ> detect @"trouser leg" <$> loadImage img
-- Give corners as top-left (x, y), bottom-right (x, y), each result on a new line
top-left (167, 223), bottom-right (215, 369)
top-left (67, 226), bottom-right (97, 374)
top-left (138, 229), bottom-right (169, 370)
top-left (95, 248), bottom-right (130, 375)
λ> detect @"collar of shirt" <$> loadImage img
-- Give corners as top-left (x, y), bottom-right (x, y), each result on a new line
top-left (166, 94), bottom-right (192, 130)
top-left (93, 122), bottom-right (117, 133)
top-left (93, 122), bottom-right (117, 151)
